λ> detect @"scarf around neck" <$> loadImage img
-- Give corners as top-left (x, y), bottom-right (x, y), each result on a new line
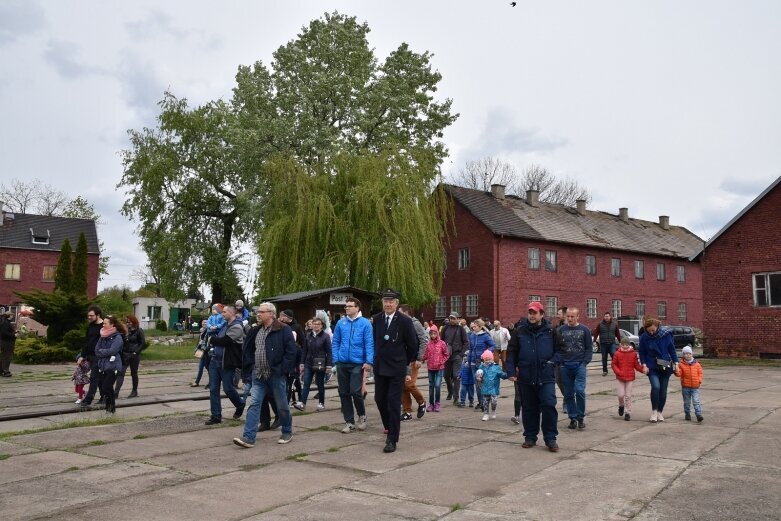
top-left (100, 326), bottom-right (117, 338)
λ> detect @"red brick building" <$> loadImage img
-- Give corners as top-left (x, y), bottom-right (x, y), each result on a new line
top-left (693, 176), bottom-right (781, 358)
top-left (424, 184), bottom-right (704, 333)
top-left (1, 208), bottom-right (100, 316)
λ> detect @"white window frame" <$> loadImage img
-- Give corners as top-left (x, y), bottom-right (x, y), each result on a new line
top-left (753, 271), bottom-right (781, 307)
top-left (636, 300), bottom-right (645, 318)
top-left (545, 250), bottom-right (557, 272)
top-left (657, 262), bottom-right (666, 281)
top-left (634, 260), bottom-right (644, 279)
top-left (466, 295), bottom-right (479, 317)
top-left (147, 306), bottom-right (162, 320)
top-left (585, 255), bottom-right (596, 276)
top-left (657, 301), bottom-right (667, 320)
top-left (450, 296), bottom-right (462, 316)
top-left (435, 297), bottom-right (447, 318)
top-left (528, 248), bottom-right (540, 270)
top-left (42, 265), bottom-right (56, 281)
top-left (611, 258), bottom-right (621, 277)
top-left (612, 299), bottom-right (622, 318)
top-left (678, 302), bottom-right (687, 322)
top-left (545, 296), bottom-right (558, 317)
top-left (458, 248), bottom-right (470, 270)
top-left (4, 263), bottom-right (21, 280)
top-left (677, 265), bottom-right (685, 283)
top-left (529, 295), bottom-right (541, 302)
top-left (586, 298), bottom-right (597, 319)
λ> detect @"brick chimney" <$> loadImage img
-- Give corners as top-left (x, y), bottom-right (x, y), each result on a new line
top-left (525, 189), bottom-right (540, 207)
top-left (490, 184), bottom-right (505, 200)
top-left (1, 202), bottom-right (14, 227)
top-left (618, 207), bottom-right (629, 222)
top-left (575, 199), bottom-right (586, 215)
top-left (659, 215), bottom-right (670, 230)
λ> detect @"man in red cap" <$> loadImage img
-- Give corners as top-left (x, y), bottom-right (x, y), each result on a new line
top-left (506, 300), bottom-right (565, 452)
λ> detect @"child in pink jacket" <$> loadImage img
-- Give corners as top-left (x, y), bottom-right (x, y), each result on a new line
top-left (423, 325), bottom-right (450, 411)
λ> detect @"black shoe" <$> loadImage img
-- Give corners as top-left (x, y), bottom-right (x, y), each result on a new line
top-left (2, 372), bottom-right (12, 377)
top-left (445, 394), bottom-right (452, 401)
top-left (618, 405), bottom-right (625, 417)
top-left (696, 415), bottom-right (703, 423)
top-left (96, 397), bottom-right (105, 405)
top-left (602, 371), bottom-right (608, 377)
top-left (417, 403), bottom-right (426, 419)
top-left (257, 421), bottom-right (270, 432)
top-left (568, 420), bottom-right (577, 430)
top-left (685, 413), bottom-right (692, 421)
top-left (522, 439), bottom-right (536, 448)
top-left (624, 414), bottom-right (631, 421)
top-left (474, 404), bottom-right (483, 411)
top-left (546, 441), bottom-right (560, 452)
top-left (578, 420), bottom-right (585, 430)
top-left (269, 418), bottom-right (280, 430)
top-left (233, 404), bottom-right (245, 419)
top-left (383, 441), bottom-right (397, 453)
top-left (401, 412), bottom-right (413, 421)
top-left (204, 417), bottom-right (221, 425)
top-left (128, 390), bottom-right (138, 399)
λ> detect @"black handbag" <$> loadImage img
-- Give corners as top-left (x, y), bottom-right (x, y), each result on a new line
top-left (312, 357), bottom-right (326, 372)
top-left (656, 358), bottom-right (672, 371)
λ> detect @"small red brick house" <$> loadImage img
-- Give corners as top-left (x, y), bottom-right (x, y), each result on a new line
top-left (693, 175), bottom-right (781, 358)
top-left (0, 208), bottom-right (100, 317)
top-left (423, 184), bottom-right (705, 333)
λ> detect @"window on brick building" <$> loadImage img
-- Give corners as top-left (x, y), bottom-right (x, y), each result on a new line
top-left (545, 250), bottom-right (557, 272)
top-left (529, 295), bottom-right (541, 303)
top-left (677, 265), bottom-right (685, 283)
top-left (586, 298), bottom-right (597, 319)
top-left (42, 265), bottom-right (56, 281)
top-left (656, 263), bottom-right (666, 281)
top-left (657, 301), bottom-right (667, 319)
top-left (545, 296), bottom-right (558, 317)
top-left (458, 248), bottom-right (470, 270)
top-left (753, 272), bottom-right (781, 307)
top-left (450, 296), bottom-right (462, 316)
top-left (466, 295), bottom-right (479, 317)
top-left (634, 260), bottom-right (644, 279)
top-left (612, 299), bottom-right (622, 318)
top-left (585, 255), bottom-right (596, 275)
top-left (636, 300), bottom-right (645, 318)
top-left (528, 248), bottom-right (540, 270)
top-left (611, 258), bottom-right (621, 277)
top-left (4, 264), bottom-right (20, 280)
top-left (147, 306), bottom-right (162, 320)
top-left (678, 302), bottom-right (687, 322)
top-left (435, 297), bottom-right (447, 318)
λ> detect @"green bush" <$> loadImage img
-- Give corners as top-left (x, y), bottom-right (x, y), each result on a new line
top-left (61, 326), bottom-right (87, 353)
top-left (156, 319), bottom-right (168, 331)
top-left (12, 337), bottom-right (74, 364)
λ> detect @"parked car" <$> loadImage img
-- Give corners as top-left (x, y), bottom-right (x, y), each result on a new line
top-left (619, 329), bottom-right (640, 348)
top-left (662, 326), bottom-right (697, 350)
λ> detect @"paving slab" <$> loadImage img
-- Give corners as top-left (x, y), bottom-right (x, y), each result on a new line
top-left (467, 451), bottom-right (687, 520)
top-left (347, 440), bottom-right (565, 506)
top-left (244, 488), bottom-right (450, 520)
top-left (63, 461), bottom-right (364, 521)
top-left (595, 422), bottom-right (738, 461)
top-left (0, 450), bottom-right (112, 485)
top-left (440, 510), bottom-right (524, 520)
top-left (0, 439), bottom-right (39, 456)
top-left (753, 408), bottom-right (781, 428)
top-left (701, 425), bottom-right (781, 470)
top-left (632, 462), bottom-right (781, 521)
top-left (709, 390), bottom-right (781, 408)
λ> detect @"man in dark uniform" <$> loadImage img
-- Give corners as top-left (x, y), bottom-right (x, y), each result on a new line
top-left (372, 288), bottom-right (418, 453)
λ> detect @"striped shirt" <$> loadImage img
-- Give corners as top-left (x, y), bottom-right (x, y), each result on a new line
top-left (254, 326), bottom-right (272, 380)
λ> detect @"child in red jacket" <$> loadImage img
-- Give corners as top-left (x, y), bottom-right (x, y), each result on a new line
top-left (423, 326), bottom-right (450, 412)
top-left (611, 337), bottom-right (646, 421)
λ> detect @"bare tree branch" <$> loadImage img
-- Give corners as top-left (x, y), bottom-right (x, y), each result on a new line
top-left (34, 184), bottom-right (70, 216)
top-left (451, 157), bottom-right (520, 194)
top-left (0, 179), bottom-right (38, 213)
top-left (519, 164), bottom-right (592, 206)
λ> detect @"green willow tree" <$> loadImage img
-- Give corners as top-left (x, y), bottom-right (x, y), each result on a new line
top-left (258, 152), bottom-right (452, 307)
top-left (54, 239), bottom-right (73, 293)
top-left (119, 11), bottom-right (457, 303)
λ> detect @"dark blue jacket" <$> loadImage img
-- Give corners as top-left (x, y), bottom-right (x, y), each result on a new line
top-left (638, 328), bottom-right (678, 370)
top-left (506, 318), bottom-right (564, 386)
top-left (94, 332), bottom-right (124, 372)
top-left (242, 319), bottom-right (298, 379)
top-left (466, 331), bottom-right (495, 366)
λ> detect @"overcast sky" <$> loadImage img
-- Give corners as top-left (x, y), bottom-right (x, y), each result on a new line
top-left (1, 0), bottom-right (779, 295)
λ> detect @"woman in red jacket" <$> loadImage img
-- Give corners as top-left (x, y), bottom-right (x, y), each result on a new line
top-left (611, 337), bottom-right (646, 421)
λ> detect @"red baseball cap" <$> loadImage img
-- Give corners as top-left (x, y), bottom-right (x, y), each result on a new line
top-left (527, 301), bottom-right (544, 313)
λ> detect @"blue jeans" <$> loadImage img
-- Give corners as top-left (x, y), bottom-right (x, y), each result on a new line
top-left (682, 387), bottom-right (702, 415)
top-left (560, 363), bottom-right (587, 421)
top-left (428, 369), bottom-right (444, 404)
top-left (207, 358), bottom-right (242, 420)
top-left (471, 364), bottom-right (485, 405)
top-left (336, 363), bottom-right (365, 424)
top-left (460, 383), bottom-right (474, 404)
top-left (195, 351), bottom-right (210, 384)
top-left (647, 368), bottom-right (672, 412)
top-left (520, 382), bottom-right (558, 444)
top-left (243, 373), bottom-right (292, 443)
top-left (301, 366), bottom-right (326, 406)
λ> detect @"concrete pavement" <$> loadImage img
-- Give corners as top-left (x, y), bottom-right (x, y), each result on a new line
top-left (0, 360), bottom-right (779, 520)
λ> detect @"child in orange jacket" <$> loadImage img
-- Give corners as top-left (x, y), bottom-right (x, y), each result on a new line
top-left (674, 345), bottom-right (703, 422)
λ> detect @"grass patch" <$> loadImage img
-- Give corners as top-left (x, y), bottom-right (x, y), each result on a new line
top-left (142, 341), bottom-right (199, 361)
top-left (700, 358), bottom-right (781, 368)
top-left (451, 503), bottom-right (463, 512)
top-left (87, 440), bottom-right (106, 446)
top-left (593, 390), bottom-right (613, 396)
top-left (0, 454), bottom-right (9, 460)
top-left (0, 416), bottom-right (125, 440)
top-left (65, 466), bottom-right (79, 471)
top-left (286, 452), bottom-right (308, 462)
top-left (133, 434), bottom-right (147, 440)
top-left (312, 425), bottom-right (332, 431)
top-left (326, 447), bottom-right (339, 453)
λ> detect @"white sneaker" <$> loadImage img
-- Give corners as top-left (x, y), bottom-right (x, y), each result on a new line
top-left (482, 413), bottom-right (489, 421)
top-left (357, 415), bottom-right (367, 431)
top-left (650, 411), bottom-right (658, 423)
top-left (293, 401), bottom-right (305, 411)
top-left (657, 412), bottom-right (665, 422)
top-left (490, 412), bottom-right (497, 420)
top-left (366, 376), bottom-right (374, 383)
top-left (316, 403), bottom-right (325, 411)
top-left (341, 423), bottom-right (355, 433)
top-left (75, 398), bottom-right (82, 404)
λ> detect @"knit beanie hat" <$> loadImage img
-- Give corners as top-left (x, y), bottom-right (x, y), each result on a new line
top-left (682, 345), bottom-right (693, 355)
top-left (281, 309), bottom-right (295, 320)
top-left (481, 350), bottom-right (494, 361)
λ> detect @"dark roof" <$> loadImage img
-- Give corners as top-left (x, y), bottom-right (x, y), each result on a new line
top-left (444, 184), bottom-right (703, 259)
top-left (690, 175), bottom-right (781, 260)
top-left (0, 212), bottom-right (100, 254)
top-left (264, 286), bottom-right (379, 303)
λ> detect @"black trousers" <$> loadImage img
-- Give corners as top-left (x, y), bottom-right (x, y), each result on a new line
top-left (83, 358), bottom-right (102, 405)
top-left (100, 370), bottom-right (118, 413)
top-left (374, 373), bottom-right (404, 443)
top-left (115, 354), bottom-right (140, 395)
top-left (443, 354), bottom-right (462, 400)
